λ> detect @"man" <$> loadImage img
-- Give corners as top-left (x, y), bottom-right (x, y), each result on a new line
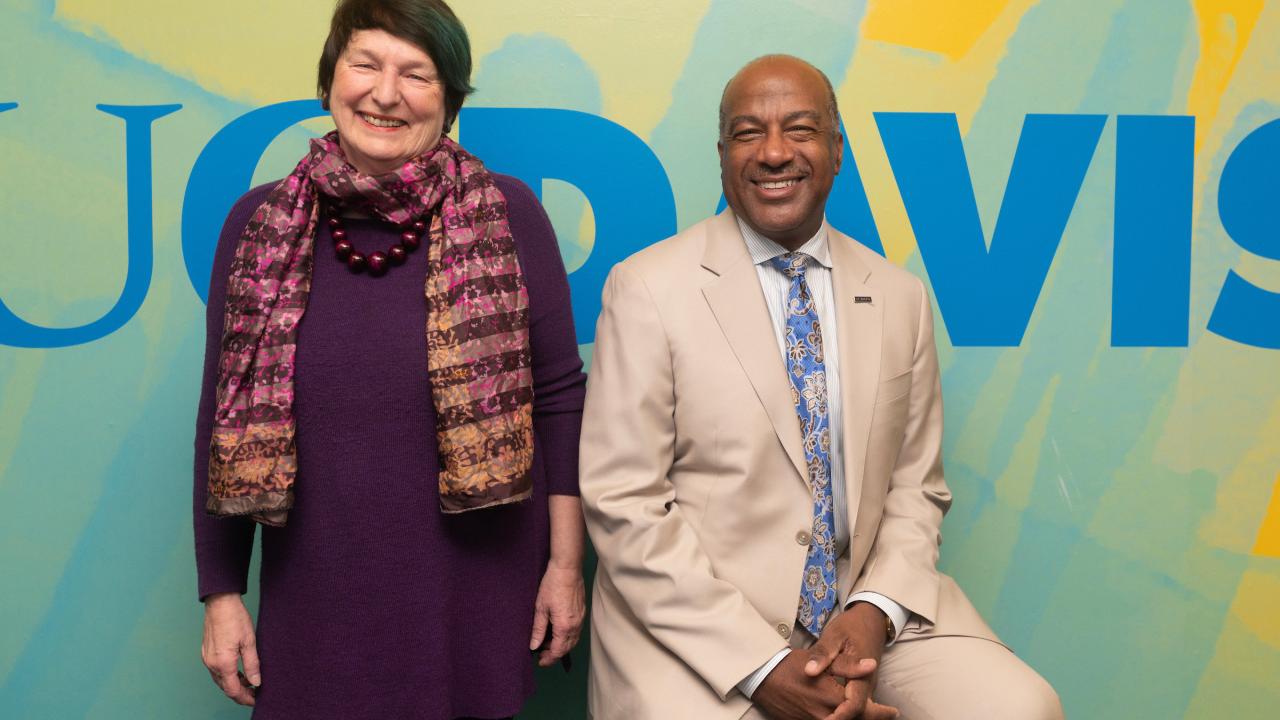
top-left (579, 55), bottom-right (1063, 720)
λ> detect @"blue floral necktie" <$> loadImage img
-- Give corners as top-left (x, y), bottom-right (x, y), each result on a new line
top-left (770, 252), bottom-right (838, 635)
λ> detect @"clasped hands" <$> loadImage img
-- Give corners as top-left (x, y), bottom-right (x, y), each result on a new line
top-left (753, 603), bottom-right (900, 720)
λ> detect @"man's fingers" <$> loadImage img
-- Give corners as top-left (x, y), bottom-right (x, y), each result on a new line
top-left (823, 678), bottom-right (870, 720)
top-left (807, 646), bottom-right (876, 680)
top-left (864, 700), bottom-right (900, 719)
top-left (823, 699), bottom-right (859, 720)
top-left (803, 642), bottom-right (839, 677)
top-left (529, 607), bottom-right (549, 651)
top-left (827, 655), bottom-right (877, 680)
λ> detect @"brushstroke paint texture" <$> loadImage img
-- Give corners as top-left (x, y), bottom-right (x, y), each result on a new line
top-left (1, 1), bottom-right (1277, 718)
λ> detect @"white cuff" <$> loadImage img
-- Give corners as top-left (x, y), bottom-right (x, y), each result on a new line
top-left (845, 591), bottom-right (910, 646)
top-left (737, 648), bottom-right (791, 699)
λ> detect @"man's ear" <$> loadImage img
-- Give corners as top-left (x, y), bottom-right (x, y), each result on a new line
top-left (833, 130), bottom-right (844, 175)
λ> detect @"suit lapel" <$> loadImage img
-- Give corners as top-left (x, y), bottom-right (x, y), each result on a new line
top-left (700, 211), bottom-right (809, 487)
top-left (828, 228), bottom-right (881, 517)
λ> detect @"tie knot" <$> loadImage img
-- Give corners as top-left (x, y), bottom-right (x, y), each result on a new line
top-left (769, 252), bottom-right (808, 278)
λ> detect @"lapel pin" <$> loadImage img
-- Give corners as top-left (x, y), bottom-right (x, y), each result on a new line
top-left (854, 296), bottom-right (873, 304)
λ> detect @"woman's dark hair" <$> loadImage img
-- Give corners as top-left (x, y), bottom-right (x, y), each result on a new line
top-left (317, 0), bottom-right (475, 132)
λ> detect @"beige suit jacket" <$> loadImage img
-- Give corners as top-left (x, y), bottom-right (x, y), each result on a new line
top-left (580, 211), bottom-right (997, 720)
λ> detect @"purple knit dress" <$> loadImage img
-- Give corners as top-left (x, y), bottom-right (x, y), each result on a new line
top-left (193, 174), bottom-right (586, 720)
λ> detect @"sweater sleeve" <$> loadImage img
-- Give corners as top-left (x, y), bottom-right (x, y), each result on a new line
top-left (496, 175), bottom-right (587, 497)
top-left (191, 185), bottom-right (275, 601)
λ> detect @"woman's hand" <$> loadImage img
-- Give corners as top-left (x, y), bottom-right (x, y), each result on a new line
top-left (529, 562), bottom-right (586, 667)
top-left (530, 495), bottom-right (587, 667)
top-left (201, 592), bottom-right (260, 705)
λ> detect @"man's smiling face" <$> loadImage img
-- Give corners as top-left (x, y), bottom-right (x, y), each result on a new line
top-left (718, 56), bottom-right (843, 250)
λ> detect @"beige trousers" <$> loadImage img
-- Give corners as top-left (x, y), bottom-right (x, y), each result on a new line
top-left (741, 631), bottom-right (1063, 720)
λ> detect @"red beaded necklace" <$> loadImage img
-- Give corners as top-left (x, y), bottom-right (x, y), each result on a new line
top-left (326, 205), bottom-right (428, 277)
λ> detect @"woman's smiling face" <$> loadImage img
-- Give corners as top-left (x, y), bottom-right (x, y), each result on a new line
top-left (328, 28), bottom-right (446, 175)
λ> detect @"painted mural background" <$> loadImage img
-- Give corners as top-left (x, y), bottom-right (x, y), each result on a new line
top-left (2, 0), bottom-right (1278, 717)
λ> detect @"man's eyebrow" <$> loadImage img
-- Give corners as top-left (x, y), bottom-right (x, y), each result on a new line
top-left (782, 110), bottom-right (823, 124)
top-left (726, 114), bottom-right (762, 129)
top-left (726, 110), bottom-right (825, 129)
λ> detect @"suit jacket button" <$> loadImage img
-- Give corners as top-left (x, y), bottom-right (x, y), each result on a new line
top-left (795, 530), bottom-right (811, 546)
top-left (776, 623), bottom-right (792, 639)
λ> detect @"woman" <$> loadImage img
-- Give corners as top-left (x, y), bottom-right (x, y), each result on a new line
top-left (193, 1), bottom-right (587, 717)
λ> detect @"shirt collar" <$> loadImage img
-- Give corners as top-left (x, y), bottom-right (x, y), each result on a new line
top-left (737, 216), bottom-right (832, 269)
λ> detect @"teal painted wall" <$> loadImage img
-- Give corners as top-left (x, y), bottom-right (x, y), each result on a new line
top-left (2, 1), bottom-right (1278, 717)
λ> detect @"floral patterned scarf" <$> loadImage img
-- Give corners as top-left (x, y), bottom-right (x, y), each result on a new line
top-left (207, 132), bottom-right (534, 525)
